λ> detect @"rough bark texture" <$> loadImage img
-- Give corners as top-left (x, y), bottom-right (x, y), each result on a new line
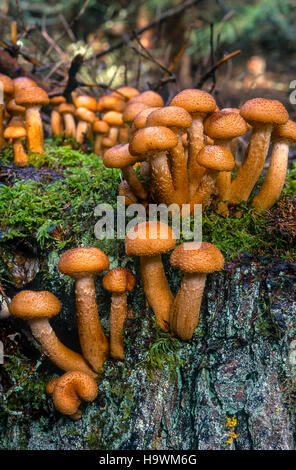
top-left (1, 254), bottom-right (296, 450)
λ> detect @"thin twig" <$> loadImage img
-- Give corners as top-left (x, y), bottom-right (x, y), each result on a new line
top-left (196, 49), bottom-right (241, 88)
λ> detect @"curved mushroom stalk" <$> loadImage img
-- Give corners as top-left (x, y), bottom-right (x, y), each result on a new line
top-left (109, 293), bottom-right (129, 359)
top-left (140, 254), bottom-right (174, 331)
top-left (150, 151), bottom-right (176, 205)
top-left (9, 290), bottom-right (96, 376)
top-left (170, 273), bottom-right (206, 340)
top-left (187, 114), bottom-right (208, 197)
top-left (122, 165), bottom-right (148, 201)
top-left (29, 318), bottom-right (95, 376)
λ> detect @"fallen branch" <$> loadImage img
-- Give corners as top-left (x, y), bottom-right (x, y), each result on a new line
top-left (196, 49), bottom-right (241, 88)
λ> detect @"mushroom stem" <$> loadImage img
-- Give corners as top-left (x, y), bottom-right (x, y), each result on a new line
top-left (109, 292), bottom-right (128, 359)
top-left (169, 136), bottom-right (188, 204)
top-left (63, 113), bottom-right (76, 138)
top-left (229, 123), bottom-right (272, 202)
top-left (251, 140), bottom-right (289, 211)
top-left (189, 169), bottom-right (218, 210)
top-left (122, 165), bottom-right (148, 200)
top-left (28, 318), bottom-right (96, 376)
top-left (187, 115), bottom-right (206, 198)
top-left (170, 272), bottom-right (206, 340)
top-left (51, 109), bottom-right (63, 136)
top-left (94, 134), bottom-right (103, 156)
top-left (75, 276), bottom-right (109, 372)
top-left (150, 151), bottom-right (176, 204)
top-left (25, 106), bottom-right (44, 153)
top-left (140, 254), bottom-right (173, 331)
top-left (214, 139), bottom-right (233, 202)
top-left (76, 120), bottom-right (89, 144)
top-left (13, 138), bottom-right (28, 167)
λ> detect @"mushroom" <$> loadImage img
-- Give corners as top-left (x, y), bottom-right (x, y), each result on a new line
top-left (6, 99), bottom-right (26, 120)
top-left (74, 96), bottom-right (97, 144)
top-left (102, 111), bottom-right (123, 148)
top-left (229, 98), bottom-right (289, 203)
top-left (122, 102), bottom-right (150, 139)
top-left (93, 119), bottom-right (109, 156)
top-left (203, 111), bottom-right (248, 202)
top-left (51, 371), bottom-right (98, 420)
top-left (102, 267), bottom-right (135, 359)
top-left (13, 76), bottom-right (37, 94)
top-left (58, 247), bottom-right (110, 373)
top-left (0, 74), bottom-right (14, 148)
top-left (103, 143), bottom-right (148, 201)
top-left (4, 118), bottom-right (28, 167)
top-left (9, 290), bottom-right (95, 376)
top-left (98, 95), bottom-right (126, 113)
top-left (170, 89), bottom-right (217, 199)
top-left (75, 107), bottom-right (96, 144)
top-left (111, 86), bottom-right (139, 101)
top-left (146, 106), bottom-right (192, 204)
top-left (252, 119), bottom-right (296, 211)
top-left (49, 96), bottom-right (66, 136)
top-left (169, 242), bottom-right (224, 340)
top-left (15, 86), bottom-right (49, 153)
top-left (125, 221), bottom-right (176, 331)
top-left (129, 126), bottom-right (178, 205)
top-left (189, 145), bottom-right (234, 210)
top-left (58, 103), bottom-right (76, 139)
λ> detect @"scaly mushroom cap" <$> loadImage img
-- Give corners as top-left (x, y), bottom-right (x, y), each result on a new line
top-left (52, 371), bottom-right (98, 416)
top-left (75, 107), bottom-right (96, 124)
top-left (240, 98), bottom-right (289, 125)
top-left (6, 99), bottom-right (25, 117)
top-left (103, 143), bottom-right (139, 168)
top-left (129, 126), bottom-right (178, 155)
top-left (74, 95), bottom-right (97, 112)
top-left (98, 95), bottom-right (126, 112)
top-left (197, 145), bottom-right (235, 171)
top-left (170, 242), bottom-right (224, 273)
top-left (170, 89), bottom-right (217, 114)
top-left (103, 111), bottom-right (123, 126)
top-left (129, 90), bottom-right (164, 107)
top-left (58, 247), bottom-right (109, 279)
top-left (103, 267), bottom-right (135, 293)
top-left (0, 74), bottom-right (14, 97)
top-left (9, 290), bottom-right (61, 319)
top-left (125, 221), bottom-right (176, 257)
top-left (204, 111), bottom-right (248, 139)
top-left (58, 103), bottom-right (76, 115)
top-left (4, 122), bottom-right (26, 140)
top-left (132, 107), bottom-right (160, 130)
top-left (15, 86), bottom-right (49, 107)
top-left (272, 119), bottom-right (296, 142)
top-left (13, 76), bottom-right (37, 93)
top-left (93, 119), bottom-right (109, 134)
top-left (111, 86), bottom-right (139, 100)
top-left (146, 106), bottom-right (192, 131)
top-left (122, 102), bottom-right (150, 125)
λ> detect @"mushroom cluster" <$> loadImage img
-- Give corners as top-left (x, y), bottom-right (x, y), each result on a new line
top-left (8, 246), bottom-right (135, 419)
top-left (101, 89), bottom-right (293, 214)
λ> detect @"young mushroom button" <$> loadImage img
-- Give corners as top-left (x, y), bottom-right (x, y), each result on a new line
top-left (58, 248), bottom-right (110, 373)
top-left (103, 267), bottom-right (136, 359)
top-left (169, 242), bottom-right (224, 340)
top-left (125, 221), bottom-right (176, 331)
top-left (4, 119), bottom-right (27, 167)
top-left (9, 290), bottom-right (95, 376)
top-left (51, 371), bottom-right (98, 420)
